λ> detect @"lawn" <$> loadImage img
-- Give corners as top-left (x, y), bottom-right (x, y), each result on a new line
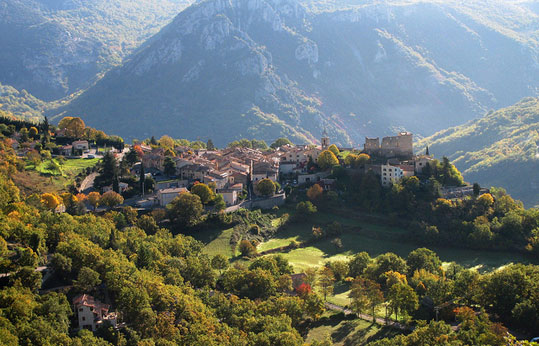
top-left (198, 227), bottom-right (236, 258)
top-left (257, 211), bottom-right (532, 273)
top-left (305, 313), bottom-right (402, 346)
top-left (19, 157), bottom-right (100, 195)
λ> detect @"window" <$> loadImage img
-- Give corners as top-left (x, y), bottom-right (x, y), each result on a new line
top-left (82, 317), bottom-right (86, 321)
top-left (79, 308), bottom-right (83, 312)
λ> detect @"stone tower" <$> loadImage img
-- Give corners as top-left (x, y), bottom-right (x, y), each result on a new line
top-left (321, 128), bottom-right (330, 150)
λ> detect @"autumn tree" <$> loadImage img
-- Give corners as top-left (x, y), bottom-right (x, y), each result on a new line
top-left (58, 117), bottom-right (86, 138)
top-left (328, 144), bottom-right (340, 156)
top-left (191, 183), bottom-right (214, 204)
top-left (388, 282), bottom-right (418, 322)
top-left (158, 135), bottom-right (175, 149)
top-left (307, 184), bottom-right (323, 202)
top-left (256, 178), bottom-right (276, 197)
top-left (87, 191), bottom-right (101, 211)
top-left (318, 266), bottom-right (335, 301)
top-left (29, 126), bottom-right (38, 139)
top-left (166, 192), bottom-right (203, 227)
top-left (41, 193), bottom-right (60, 210)
top-left (99, 191), bottom-right (124, 210)
top-left (317, 150), bottom-right (339, 170)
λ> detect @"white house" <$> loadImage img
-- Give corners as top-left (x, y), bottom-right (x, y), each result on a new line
top-left (73, 294), bottom-right (117, 331)
top-left (157, 187), bottom-right (187, 206)
top-left (217, 189), bottom-right (238, 206)
top-left (381, 164), bottom-right (404, 187)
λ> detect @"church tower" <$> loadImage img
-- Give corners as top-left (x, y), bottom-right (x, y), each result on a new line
top-left (321, 128), bottom-right (330, 150)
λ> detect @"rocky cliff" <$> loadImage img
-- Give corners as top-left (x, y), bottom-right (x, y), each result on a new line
top-left (55, 0), bottom-right (538, 145)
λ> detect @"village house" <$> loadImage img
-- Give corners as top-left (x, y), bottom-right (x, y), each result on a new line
top-left (142, 149), bottom-right (165, 171)
top-left (217, 188), bottom-right (239, 206)
top-left (178, 163), bottom-right (211, 181)
top-left (157, 187), bottom-right (187, 206)
top-left (381, 164), bottom-right (404, 187)
top-left (72, 140), bottom-right (89, 151)
top-left (252, 162), bottom-right (278, 182)
top-left (73, 294), bottom-right (117, 332)
top-left (58, 145), bottom-right (73, 157)
top-left (414, 155), bottom-right (433, 174)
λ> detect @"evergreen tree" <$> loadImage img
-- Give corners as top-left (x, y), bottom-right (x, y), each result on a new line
top-left (207, 139), bottom-right (216, 151)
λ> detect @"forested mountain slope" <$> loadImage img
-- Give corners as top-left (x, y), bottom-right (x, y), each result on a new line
top-left (0, 0), bottom-right (193, 100)
top-left (57, 0), bottom-right (538, 145)
top-left (418, 97), bottom-right (539, 207)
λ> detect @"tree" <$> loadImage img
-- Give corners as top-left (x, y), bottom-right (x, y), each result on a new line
top-left (406, 248), bottom-right (442, 276)
top-left (29, 126), bottom-right (38, 139)
top-left (206, 139), bottom-right (216, 151)
top-left (349, 252), bottom-right (371, 278)
top-left (213, 194), bottom-right (226, 212)
top-left (99, 191), bottom-right (124, 210)
top-left (270, 137), bottom-right (292, 149)
top-left (124, 148), bottom-right (139, 166)
top-left (41, 193), bottom-right (60, 210)
top-left (163, 157), bottom-right (176, 177)
top-left (166, 192), bottom-right (203, 227)
top-left (74, 267), bottom-right (101, 292)
top-left (328, 144), bottom-right (339, 156)
top-left (96, 152), bottom-right (118, 189)
top-left (191, 183), bottom-right (214, 204)
top-left (388, 282), bottom-right (418, 321)
top-left (296, 283), bottom-right (312, 298)
top-left (256, 178), bottom-right (276, 197)
top-left (307, 184), bottom-right (323, 202)
top-left (58, 117), bottom-right (86, 138)
top-left (350, 277), bottom-right (370, 316)
top-left (296, 201), bottom-right (317, 220)
top-left (318, 266), bottom-right (335, 301)
top-left (317, 150), bottom-right (339, 170)
top-left (158, 135), bottom-right (175, 149)
top-left (473, 183), bottom-right (481, 197)
top-left (238, 240), bottom-right (257, 257)
top-left (87, 191), bottom-right (101, 211)
top-left (10, 267), bottom-right (42, 292)
top-left (211, 254), bottom-right (229, 275)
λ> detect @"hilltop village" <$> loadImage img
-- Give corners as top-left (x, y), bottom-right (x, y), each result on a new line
top-left (1, 115), bottom-right (483, 213)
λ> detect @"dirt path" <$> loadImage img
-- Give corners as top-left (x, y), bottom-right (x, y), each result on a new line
top-left (79, 172), bottom-right (97, 193)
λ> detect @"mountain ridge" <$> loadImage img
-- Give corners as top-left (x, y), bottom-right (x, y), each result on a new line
top-left (53, 0), bottom-right (538, 146)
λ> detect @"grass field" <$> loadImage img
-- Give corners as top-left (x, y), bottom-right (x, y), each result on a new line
top-left (28, 158), bottom-right (99, 177)
top-left (197, 227), bottom-right (236, 258)
top-left (18, 158), bottom-right (100, 195)
top-left (305, 313), bottom-right (402, 346)
top-left (257, 210), bottom-right (532, 273)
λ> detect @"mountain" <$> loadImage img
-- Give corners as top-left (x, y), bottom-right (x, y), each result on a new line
top-left (56, 0), bottom-right (539, 146)
top-left (417, 97), bottom-right (539, 207)
top-left (0, 0), bottom-right (193, 101)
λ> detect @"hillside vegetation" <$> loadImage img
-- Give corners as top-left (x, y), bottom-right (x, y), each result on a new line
top-left (0, 0), bottom-right (192, 100)
top-left (54, 0), bottom-right (538, 145)
top-left (418, 97), bottom-right (539, 207)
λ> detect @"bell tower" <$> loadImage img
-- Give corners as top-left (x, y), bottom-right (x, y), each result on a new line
top-left (321, 128), bottom-right (330, 150)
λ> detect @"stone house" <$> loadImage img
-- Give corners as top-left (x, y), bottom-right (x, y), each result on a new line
top-left (157, 187), bottom-right (187, 206)
top-left (73, 294), bottom-right (117, 332)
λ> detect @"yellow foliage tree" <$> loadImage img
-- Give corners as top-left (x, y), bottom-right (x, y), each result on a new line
top-left (87, 191), bottom-right (101, 211)
top-left (317, 150), bottom-right (339, 170)
top-left (41, 193), bottom-right (60, 210)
